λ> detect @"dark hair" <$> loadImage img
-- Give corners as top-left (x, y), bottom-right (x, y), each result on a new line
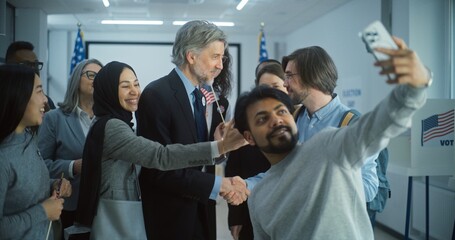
top-left (212, 47), bottom-right (232, 97)
top-left (255, 59), bottom-right (281, 77)
top-left (93, 61), bottom-right (136, 122)
top-left (5, 41), bottom-right (35, 62)
top-left (255, 62), bottom-right (285, 86)
top-left (234, 85), bottom-right (294, 134)
top-left (0, 64), bottom-right (36, 143)
top-left (282, 46), bottom-right (337, 94)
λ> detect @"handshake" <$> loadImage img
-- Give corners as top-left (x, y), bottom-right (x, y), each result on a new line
top-left (220, 176), bottom-right (250, 205)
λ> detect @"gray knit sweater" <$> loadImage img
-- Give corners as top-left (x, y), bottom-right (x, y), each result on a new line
top-left (248, 85), bottom-right (426, 239)
top-left (0, 131), bottom-right (51, 240)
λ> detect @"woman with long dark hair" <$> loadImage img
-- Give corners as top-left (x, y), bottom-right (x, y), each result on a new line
top-left (0, 64), bottom-right (71, 239)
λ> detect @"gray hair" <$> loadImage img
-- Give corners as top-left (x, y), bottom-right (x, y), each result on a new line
top-left (172, 20), bottom-right (227, 67)
top-left (58, 59), bottom-right (103, 113)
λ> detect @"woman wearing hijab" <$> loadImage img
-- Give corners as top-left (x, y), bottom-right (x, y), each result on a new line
top-left (0, 64), bottom-right (71, 240)
top-left (75, 61), bottom-right (245, 234)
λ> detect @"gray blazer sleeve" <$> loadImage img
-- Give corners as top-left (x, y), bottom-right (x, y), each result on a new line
top-left (103, 119), bottom-right (214, 170)
top-left (38, 110), bottom-right (73, 178)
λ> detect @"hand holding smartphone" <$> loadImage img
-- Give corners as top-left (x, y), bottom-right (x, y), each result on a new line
top-left (359, 21), bottom-right (398, 80)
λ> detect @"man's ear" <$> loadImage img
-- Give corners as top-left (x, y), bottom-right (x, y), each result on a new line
top-left (186, 51), bottom-right (196, 65)
top-left (243, 131), bottom-right (256, 146)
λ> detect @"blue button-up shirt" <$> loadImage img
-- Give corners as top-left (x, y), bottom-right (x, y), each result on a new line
top-left (296, 95), bottom-right (379, 201)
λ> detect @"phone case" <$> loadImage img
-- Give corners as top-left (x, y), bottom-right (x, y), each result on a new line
top-left (359, 20), bottom-right (398, 61)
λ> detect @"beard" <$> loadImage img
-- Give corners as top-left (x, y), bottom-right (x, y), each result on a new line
top-left (289, 87), bottom-right (310, 105)
top-left (258, 125), bottom-right (298, 154)
top-left (190, 64), bottom-right (220, 86)
top-left (289, 93), bottom-right (303, 105)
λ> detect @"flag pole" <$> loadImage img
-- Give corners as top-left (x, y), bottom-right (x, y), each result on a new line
top-left (209, 85), bottom-right (225, 124)
top-left (208, 84), bottom-right (227, 161)
top-left (70, 23), bottom-right (86, 75)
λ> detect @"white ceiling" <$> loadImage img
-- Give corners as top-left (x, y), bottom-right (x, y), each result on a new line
top-left (7, 0), bottom-right (352, 35)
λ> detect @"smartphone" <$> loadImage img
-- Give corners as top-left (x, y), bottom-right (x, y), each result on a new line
top-left (359, 21), bottom-right (398, 80)
top-left (359, 20), bottom-right (398, 61)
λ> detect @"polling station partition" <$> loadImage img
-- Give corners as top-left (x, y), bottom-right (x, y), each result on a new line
top-left (397, 99), bottom-right (454, 240)
top-left (411, 99), bottom-right (454, 175)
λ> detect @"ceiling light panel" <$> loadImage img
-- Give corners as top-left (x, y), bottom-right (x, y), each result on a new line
top-left (101, 20), bottom-right (164, 25)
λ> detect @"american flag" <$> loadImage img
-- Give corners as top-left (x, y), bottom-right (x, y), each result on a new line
top-left (258, 29), bottom-right (268, 63)
top-left (421, 109), bottom-right (454, 145)
top-left (200, 87), bottom-right (215, 106)
top-left (201, 86), bottom-right (225, 123)
top-left (70, 28), bottom-right (86, 75)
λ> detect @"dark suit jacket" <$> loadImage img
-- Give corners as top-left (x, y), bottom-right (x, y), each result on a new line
top-left (136, 69), bottom-right (216, 240)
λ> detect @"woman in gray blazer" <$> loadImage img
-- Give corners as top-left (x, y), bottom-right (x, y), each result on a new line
top-left (75, 61), bottom-right (246, 236)
top-left (38, 59), bottom-right (103, 237)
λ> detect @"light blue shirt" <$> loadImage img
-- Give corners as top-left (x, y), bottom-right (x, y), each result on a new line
top-left (296, 95), bottom-right (379, 202)
top-left (67, 107), bottom-right (94, 179)
top-left (76, 107), bottom-right (94, 137)
top-left (175, 67), bottom-right (221, 200)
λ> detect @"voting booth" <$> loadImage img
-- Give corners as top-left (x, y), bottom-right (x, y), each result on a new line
top-left (410, 99), bottom-right (455, 175)
top-left (387, 99), bottom-right (454, 239)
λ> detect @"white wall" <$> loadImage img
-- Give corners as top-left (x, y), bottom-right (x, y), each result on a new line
top-left (14, 8), bottom-right (49, 93)
top-left (409, 0), bottom-right (450, 98)
top-left (48, 31), bottom-right (70, 105)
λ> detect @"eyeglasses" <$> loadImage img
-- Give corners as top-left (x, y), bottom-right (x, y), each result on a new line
top-left (212, 55), bottom-right (228, 63)
top-left (81, 70), bottom-right (97, 80)
top-left (19, 61), bottom-right (44, 71)
top-left (284, 73), bottom-right (298, 80)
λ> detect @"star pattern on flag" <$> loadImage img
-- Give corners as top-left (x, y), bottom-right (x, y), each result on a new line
top-left (421, 109), bottom-right (454, 145)
top-left (70, 28), bottom-right (86, 74)
top-left (259, 29), bottom-right (268, 63)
